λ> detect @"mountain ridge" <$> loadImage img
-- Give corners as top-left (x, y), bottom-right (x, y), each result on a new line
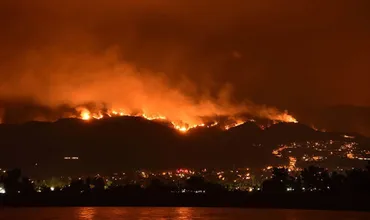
top-left (0, 116), bottom-right (367, 177)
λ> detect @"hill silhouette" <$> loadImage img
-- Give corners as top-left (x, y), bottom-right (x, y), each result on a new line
top-left (0, 116), bottom-right (367, 177)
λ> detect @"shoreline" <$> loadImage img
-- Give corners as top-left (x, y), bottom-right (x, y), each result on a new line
top-left (1, 193), bottom-right (369, 212)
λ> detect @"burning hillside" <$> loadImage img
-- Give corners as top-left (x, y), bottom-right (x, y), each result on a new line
top-left (73, 106), bottom-right (297, 133)
top-left (0, 100), bottom-right (297, 133)
top-left (0, 48), bottom-right (297, 131)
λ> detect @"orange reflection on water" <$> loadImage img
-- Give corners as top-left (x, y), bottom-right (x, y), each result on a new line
top-left (136, 207), bottom-right (196, 220)
top-left (77, 207), bottom-right (96, 220)
top-left (175, 207), bottom-right (195, 219)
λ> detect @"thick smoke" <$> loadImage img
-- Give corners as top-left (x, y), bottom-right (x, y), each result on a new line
top-left (0, 0), bottom-right (369, 133)
top-left (0, 46), bottom-right (294, 125)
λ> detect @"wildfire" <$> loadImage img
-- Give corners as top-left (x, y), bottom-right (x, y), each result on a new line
top-left (75, 106), bottom-right (298, 133)
top-left (80, 109), bottom-right (91, 121)
top-left (77, 107), bottom-right (104, 121)
top-left (224, 120), bottom-right (245, 130)
top-left (272, 145), bottom-right (289, 157)
top-left (0, 47), bottom-right (301, 133)
top-left (288, 156), bottom-right (297, 171)
top-left (272, 112), bottom-right (298, 124)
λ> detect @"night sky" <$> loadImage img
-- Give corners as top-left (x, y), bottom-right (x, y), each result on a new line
top-left (0, 1), bottom-right (370, 134)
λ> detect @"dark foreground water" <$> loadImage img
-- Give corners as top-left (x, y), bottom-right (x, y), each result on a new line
top-left (0, 207), bottom-right (369, 220)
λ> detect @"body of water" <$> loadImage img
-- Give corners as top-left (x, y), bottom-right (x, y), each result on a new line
top-left (0, 207), bottom-right (369, 220)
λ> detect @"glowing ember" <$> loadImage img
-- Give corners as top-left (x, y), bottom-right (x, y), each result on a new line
top-left (288, 156), bottom-right (297, 171)
top-left (272, 145), bottom-right (288, 157)
top-left (346, 153), bottom-right (355, 159)
top-left (343, 135), bottom-right (355, 139)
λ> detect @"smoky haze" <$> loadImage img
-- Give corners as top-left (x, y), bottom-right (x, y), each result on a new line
top-left (0, 0), bottom-right (370, 134)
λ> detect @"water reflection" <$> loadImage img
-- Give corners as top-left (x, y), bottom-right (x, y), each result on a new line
top-left (135, 207), bottom-right (195, 220)
top-left (76, 207), bottom-right (96, 220)
top-left (137, 208), bottom-right (167, 220)
top-left (175, 207), bottom-right (195, 219)
top-left (111, 207), bottom-right (128, 217)
top-left (6, 207), bottom-right (366, 220)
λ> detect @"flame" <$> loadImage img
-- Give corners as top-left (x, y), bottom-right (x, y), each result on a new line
top-left (224, 120), bottom-right (245, 130)
top-left (80, 109), bottom-right (91, 121)
top-left (288, 156), bottom-right (297, 171)
top-left (74, 106), bottom-right (297, 133)
top-left (142, 113), bottom-right (167, 121)
top-left (272, 111), bottom-right (298, 123)
top-left (78, 108), bottom-right (104, 121)
top-left (0, 50), bottom-right (300, 131)
top-left (272, 145), bottom-right (289, 157)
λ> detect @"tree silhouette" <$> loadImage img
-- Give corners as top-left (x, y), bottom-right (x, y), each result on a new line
top-left (147, 178), bottom-right (171, 193)
top-left (20, 177), bottom-right (35, 194)
top-left (301, 166), bottom-right (330, 191)
top-left (68, 178), bottom-right (87, 194)
top-left (329, 171), bottom-right (345, 193)
top-left (3, 168), bottom-right (22, 195)
top-left (345, 168), bottom-right (370, 194)
top-left (185, 176), bottom-right (207, 191)
top-left (262, 168), bottom-right (292, 193)
top-left (92, 177), bottom-right (105, 191)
